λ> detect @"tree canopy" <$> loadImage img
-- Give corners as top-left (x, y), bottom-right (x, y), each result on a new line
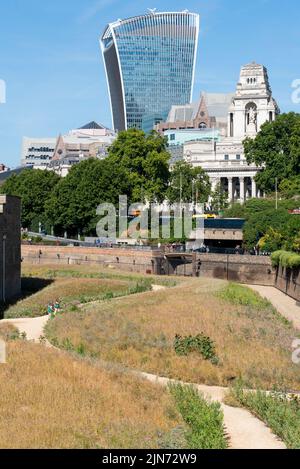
top-left (45, 158), bottom-right (128, 236)
top-left (0, 169), bottom-right (60, 228)
top-left (107, 129), bottom-right (170, 203)
top-left (166, 161), bottom-right (211, 205)
top-left (224, 198), bottom-right (300, 251)
top-left (244, 112), bottom-right (300, 193)
top-left (279, 176), bottom-right (300, 199)
top-left (209, 182), bottom-right (229, 213)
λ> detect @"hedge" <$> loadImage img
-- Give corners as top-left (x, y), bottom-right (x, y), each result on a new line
top-left (271, 250), bottom-right (300, 269)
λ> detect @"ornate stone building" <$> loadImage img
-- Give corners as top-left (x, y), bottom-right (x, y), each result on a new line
top-left (183, 62), bottom-right (280, 202)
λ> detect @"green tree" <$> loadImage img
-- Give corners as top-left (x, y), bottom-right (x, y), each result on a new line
top-left (45, 158), bottom-right (128, 236)
top-left (224, 198), bottom-right (300, 251)
top-left (106, 129), bottom-right (170, 203)
top-left (167, 161), bottom-right (211, 204)
top-left (210, 183), bottom-right (228, 213)
top-left (244, 113), bottom-right (300, 193)
top-left (279, 176), bottom-right (300, 199)
top-left (0, 169), bottom-right (60, 229)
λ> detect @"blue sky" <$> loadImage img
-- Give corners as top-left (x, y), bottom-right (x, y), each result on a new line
top-left (0, 0), bottom-right (300, 167)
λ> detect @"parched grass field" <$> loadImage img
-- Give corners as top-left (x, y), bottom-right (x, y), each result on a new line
top-left (46, 277), bottom-right (300, 391)
top-left (4, 264), bottom-right (172, 319)
top-left (21, 263), bottom-right (177, 286)
top-left (0, 339), bottom-right (188, 449)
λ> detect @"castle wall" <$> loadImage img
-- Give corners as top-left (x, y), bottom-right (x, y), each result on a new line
top-left (0, 195), bottom-right (21, 308)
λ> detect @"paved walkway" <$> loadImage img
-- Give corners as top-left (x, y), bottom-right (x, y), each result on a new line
top-left (1, 315), bottom-right (49, 342)
top-left (135, 371), bottom-right (286, 449)
top-left (248, 285), bottom-right (300, 331)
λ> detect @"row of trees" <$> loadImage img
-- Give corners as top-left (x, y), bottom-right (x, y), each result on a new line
top-left (2, 113), bottom-right (300, 244)
top-left (1, 130), bottom-right (213, 236)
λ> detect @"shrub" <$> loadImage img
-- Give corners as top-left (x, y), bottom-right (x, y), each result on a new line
top-left (0, 324), bottom-right (20, 341)
top-left (174, 333), bottom-right (218, 363)
top-left (218, 283), bottom-right (270, 309)
top-left (231, 383), bottom-right (300, 449)
top-left (169, 384), bottom-right (227, 449)
top-left (271, 250), bottom-right (300, 269)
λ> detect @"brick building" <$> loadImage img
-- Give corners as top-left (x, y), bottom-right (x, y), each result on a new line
top-left (0, 195), bottom-right (21, 310)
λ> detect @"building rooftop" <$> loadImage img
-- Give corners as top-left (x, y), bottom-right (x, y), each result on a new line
top-left (166, 92), bottom-right (234, 124)
top-left (79, 121), bottom-right (107, 130)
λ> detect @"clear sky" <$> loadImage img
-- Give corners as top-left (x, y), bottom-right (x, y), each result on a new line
top-left (0, 0), bottom-right (300, 167)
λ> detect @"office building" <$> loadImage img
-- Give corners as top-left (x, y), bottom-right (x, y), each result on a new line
top-left (101, 10), bottom-right (199, 132)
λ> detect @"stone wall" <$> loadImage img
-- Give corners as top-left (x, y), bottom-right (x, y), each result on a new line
top-left (274, 266), bottom-right (300, 302)
top-left (21, 245), bottom-right (161, 275)
top-left (162, 253), bottom-right (275, 286)
top-left (22, 246), bottom-right (275, 286)
top-left (0, 195), bottom-right (21, 306)
top-left (196, 254), bottom-right (274, 285)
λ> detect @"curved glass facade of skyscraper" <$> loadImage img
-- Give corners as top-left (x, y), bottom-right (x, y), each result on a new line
top-left (101, 11), bottom-right (199, 132)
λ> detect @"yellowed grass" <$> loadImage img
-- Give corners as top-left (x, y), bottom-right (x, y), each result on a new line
top-left (46, 278), bottom-right (300, 391)
top-left (0, 323), bottom-right (19, 340)
top-left (21, 263), bottom-right (179, 285)
top-left (0, 341), bottom-right (185, 449)
top-left (5, 277), bottom-right (132, 319)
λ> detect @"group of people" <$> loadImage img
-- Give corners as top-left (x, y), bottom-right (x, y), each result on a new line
top-left (47, 300), bottom-right (61, 318)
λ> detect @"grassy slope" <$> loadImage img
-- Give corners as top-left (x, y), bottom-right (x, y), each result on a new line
top-left (0, 340), bottom-right (187, 449)
top-left (21, 264), bottom-right (178, 286)
top-left (46, 279), bottom-right (300, 390)
top-left (4, 277), bottom-right (134, 319)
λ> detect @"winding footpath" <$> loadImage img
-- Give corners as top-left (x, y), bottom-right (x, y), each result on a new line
top-left (248, 284), bottom-right (300, 331)
top-left (1, 284), bottom-right (288, 450)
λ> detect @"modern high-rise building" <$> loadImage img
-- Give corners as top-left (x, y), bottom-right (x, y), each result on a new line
top-left (101, 10), bottom-right (199, 132)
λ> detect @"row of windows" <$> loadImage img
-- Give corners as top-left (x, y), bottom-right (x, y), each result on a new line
top-left (224, 154), bottom-right (241, 161)
top-left (26, 155), bottom-right (52, 160)
top-left (27, 147), bottom-right (54, 152)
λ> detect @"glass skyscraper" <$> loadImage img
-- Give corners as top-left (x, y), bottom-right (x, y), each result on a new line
top-left (101, 11), bottom-right (199, 132)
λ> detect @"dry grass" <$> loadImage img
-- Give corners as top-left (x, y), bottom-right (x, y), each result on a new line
top-left (46, 278), bottom-right (300, 391)
top-left (0, 341), bottom-right (186, 449)
top-left (21, 263), bottom-right (178, 286)
top-left (0, 323), bottom-right (20, 341)
top-left (4, 277), bottom-right (133, 319)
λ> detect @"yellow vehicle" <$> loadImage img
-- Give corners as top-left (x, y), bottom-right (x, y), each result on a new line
top-left (192, 213), bottom-right (217, 220)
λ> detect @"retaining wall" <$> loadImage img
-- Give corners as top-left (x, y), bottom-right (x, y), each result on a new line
top-left (163, 253), bottom-right (274, 286)
top-left (275, 266), bottom-right (300, 302)
top-left (21, 245), bottom-right (161, 275)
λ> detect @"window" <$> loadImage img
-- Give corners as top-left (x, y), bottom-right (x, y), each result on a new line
top-left (224, 155), bottom-right (229, 161)
top-left (170, 134), bottom-right (175, 141)
top-left (236, 154), bottom-right (241, 160)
